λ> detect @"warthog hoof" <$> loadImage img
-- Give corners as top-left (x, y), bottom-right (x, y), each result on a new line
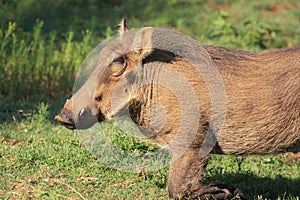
top-left (198, 184), bottom-right (247, 200)
top-left (174, 183), bottom-right (247, 200)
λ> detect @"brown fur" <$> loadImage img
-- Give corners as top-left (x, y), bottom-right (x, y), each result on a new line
top-left (55, 21), bottom-right (300, 199)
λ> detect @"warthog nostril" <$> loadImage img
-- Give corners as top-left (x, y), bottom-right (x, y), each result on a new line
top-left (61, 110), bottom-right (74, 122)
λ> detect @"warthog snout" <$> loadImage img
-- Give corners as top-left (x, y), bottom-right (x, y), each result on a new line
top-left (55, 108), bottom-right (75, 130)
top-left (55, 96), bottom-right (105, 130)
top-left (55, 107), bottom-right (102, 130)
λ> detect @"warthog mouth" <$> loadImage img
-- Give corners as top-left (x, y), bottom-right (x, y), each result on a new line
top-left (54, 115), bottom-right (76, 130)
top-left (96, 110), bottom-right (106, 123)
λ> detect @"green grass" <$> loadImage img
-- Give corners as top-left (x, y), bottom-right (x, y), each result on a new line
top-left (0, 107), bottom-right (169, 199)
top-left (1, 107), bottom-right (299, 199)
top-left (0, 0), bottom-right (300, 199)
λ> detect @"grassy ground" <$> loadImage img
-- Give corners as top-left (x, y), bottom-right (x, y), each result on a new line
top-left (1, 0), bottom-right (300, 199)
top-left (1, 109), bottom-right (299, 199)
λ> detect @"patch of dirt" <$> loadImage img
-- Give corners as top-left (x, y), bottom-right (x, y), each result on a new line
top-left (266, 3), bottom-right (296, 13)
top-left (283, 152), bottom-right (300, 163)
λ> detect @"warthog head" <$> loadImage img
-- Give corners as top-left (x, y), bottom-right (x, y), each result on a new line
top-left (55, 19), bottom-right (162, 130)
top-left (55, 19), bottom-right (225, 155)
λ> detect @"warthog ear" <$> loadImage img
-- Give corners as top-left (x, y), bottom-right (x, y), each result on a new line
top-left (133, 27), bottom-right (154, 59)
top-left (118, 18), bottom-right (129, 35)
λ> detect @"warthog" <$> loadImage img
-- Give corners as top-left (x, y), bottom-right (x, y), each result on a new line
top-left (55, 19), bottom-right (300, 199)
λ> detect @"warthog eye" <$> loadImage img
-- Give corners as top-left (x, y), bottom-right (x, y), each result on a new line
top-left (110, 55), bottom-right (127, 77)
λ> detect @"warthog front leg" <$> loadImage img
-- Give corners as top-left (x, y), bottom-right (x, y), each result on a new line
top-left (167, 147), bottom-right (246, 199)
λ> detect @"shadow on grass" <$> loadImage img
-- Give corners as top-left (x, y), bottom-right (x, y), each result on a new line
top-left (151, 172), bottom-right (300, 199)
top-left (205, 172), bottom-right (300, 199)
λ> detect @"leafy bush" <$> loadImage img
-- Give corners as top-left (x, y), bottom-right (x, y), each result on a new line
top-left (207, 10), bottom-right (286, 50)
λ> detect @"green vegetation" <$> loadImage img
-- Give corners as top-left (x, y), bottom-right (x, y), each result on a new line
top-left (1, 109), bottom-right (299, 199)
top-left (0, 0), bottom-right (300, 199)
